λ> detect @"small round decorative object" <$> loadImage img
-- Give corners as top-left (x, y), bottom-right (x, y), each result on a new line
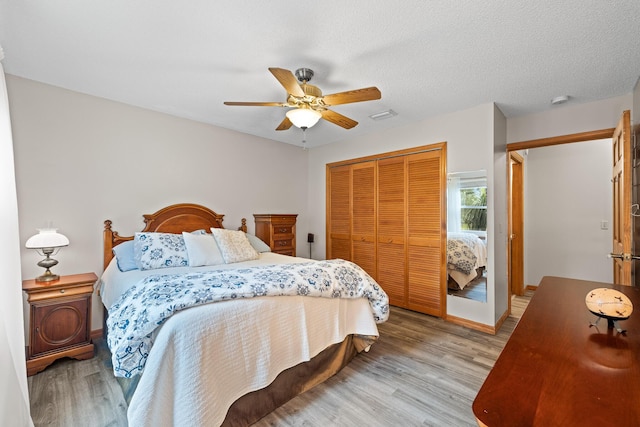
top-left (585, 288), bottom-right (633, 320)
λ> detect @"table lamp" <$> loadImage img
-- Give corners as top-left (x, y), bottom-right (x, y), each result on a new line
top-left (25, 228), bottom-right (70, 282)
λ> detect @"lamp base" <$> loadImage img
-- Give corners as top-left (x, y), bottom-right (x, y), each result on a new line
top-left (35, 269), bottom-right (60, 283)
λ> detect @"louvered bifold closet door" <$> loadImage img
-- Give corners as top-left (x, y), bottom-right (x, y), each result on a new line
top-left (406, 150), bottom-right (446, 317)
top-left (351, 161), bottom-right (377, 279)
top-left (328, 165), bottom-right (352, 261)
top-left (377, 157), bottom-right (407, 307)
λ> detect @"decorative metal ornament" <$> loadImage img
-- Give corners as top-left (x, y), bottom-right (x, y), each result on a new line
top-left (586, 288), bottom-right (633, 333)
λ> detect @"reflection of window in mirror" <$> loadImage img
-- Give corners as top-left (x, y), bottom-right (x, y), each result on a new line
top-left (447, 171), bottom-right (487, 302)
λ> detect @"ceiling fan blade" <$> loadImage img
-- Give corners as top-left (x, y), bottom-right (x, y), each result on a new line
top-left (322, 87), bottom-right (381, 106)
top-left (276, 116), bottom-right (293, 131)
top-left (268, 68), bottom-right (305, 97)
top-left (321, 109), bottom-right (358, 129)
top-left (224, 101), bottom-right (286, 107)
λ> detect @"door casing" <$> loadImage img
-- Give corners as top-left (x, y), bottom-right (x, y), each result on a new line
top-left (506, 127), bottom-right (618, 305)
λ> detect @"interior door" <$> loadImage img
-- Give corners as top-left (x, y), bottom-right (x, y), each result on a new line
top-left (327, 165), bottom-right (352, 261)
top-left (377, 156), bottom-right (407, 307)
top-left (406, 150), bottom-right (446, 317)
top-left (508, 152), bottom-right (525, 296)
top-left (611, 110), bottom-right (632, 286)
top-left (351, 161), bottom-right (377, 279)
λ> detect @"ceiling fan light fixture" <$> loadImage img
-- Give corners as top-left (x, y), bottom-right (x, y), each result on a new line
top-left (286, 107), bottom-right (322, 129)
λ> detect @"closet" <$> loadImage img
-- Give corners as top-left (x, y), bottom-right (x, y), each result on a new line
top-left (327, 143), bottom-right (447, 317)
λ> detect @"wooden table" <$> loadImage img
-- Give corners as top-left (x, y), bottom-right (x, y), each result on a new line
top-left (473, 276), bottom-right (640, 427)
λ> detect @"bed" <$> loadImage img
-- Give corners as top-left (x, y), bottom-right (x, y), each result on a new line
top-left (447, 232), bottom-right (488, 290)
top-left (99, 203), bottom-right (388, 426)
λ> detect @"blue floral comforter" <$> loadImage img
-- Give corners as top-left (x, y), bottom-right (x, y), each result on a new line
top-left (447, 233), bottom-right (479, 275)
top-left (107, 259), bottom-right (389, 378)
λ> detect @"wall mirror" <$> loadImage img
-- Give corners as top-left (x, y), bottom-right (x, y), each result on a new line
top-left (446, 170), bottom-right (488, 302)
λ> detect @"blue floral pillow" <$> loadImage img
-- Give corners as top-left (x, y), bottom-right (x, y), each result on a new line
top-left (134, 232), bottom-right (189, 270)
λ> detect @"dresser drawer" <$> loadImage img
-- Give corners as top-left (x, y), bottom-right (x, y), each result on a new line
top-left (273, 225), bottom-right (293, 236)
top-left (273, 238), bottom-right (293, 250)
top-left (269, 216), bottom-right (296, 225)
top-left (275, 249), bottom-right (295, 256)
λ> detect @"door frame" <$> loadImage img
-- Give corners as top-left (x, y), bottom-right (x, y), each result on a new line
top-left (506, 127), bottom-right (615, 305)
top-left (508, 151), bottom-right (524, 301)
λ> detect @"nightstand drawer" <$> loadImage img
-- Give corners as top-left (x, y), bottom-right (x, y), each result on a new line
top-left (26, 283), bottom-right (94, 303)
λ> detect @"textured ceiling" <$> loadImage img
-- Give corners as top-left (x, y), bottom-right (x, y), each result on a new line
top-left (1, 1), bottom-right (639, 148)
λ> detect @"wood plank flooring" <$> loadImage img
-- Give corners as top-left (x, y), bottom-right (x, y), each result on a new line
top-left (28, 292), bottom-right (531, 426)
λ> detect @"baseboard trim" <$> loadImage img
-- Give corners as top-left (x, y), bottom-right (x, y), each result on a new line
top-left (446, 315), bottom-right (497, 335)
top-left (494, 309), bottom-right (510, 333)
top-left (91, 328), bottom-right (103, 340)
top-left (526, 285), bottom-right (538, 291)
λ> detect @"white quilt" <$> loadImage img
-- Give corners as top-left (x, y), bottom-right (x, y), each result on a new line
top-left (100, 253), bottom-right (385, 426)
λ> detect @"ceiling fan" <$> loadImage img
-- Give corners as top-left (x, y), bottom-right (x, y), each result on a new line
top-left (224, 67), bottom-right (381, 131)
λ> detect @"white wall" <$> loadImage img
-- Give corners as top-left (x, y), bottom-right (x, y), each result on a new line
top-left (308, 103), bottom-right (499, 327)
top-left (7, 75), bottom-right (309, 334)
top-left (0, 64), bottom-right (33, 425)
top-left (524, 140), bottom-right (612, 286)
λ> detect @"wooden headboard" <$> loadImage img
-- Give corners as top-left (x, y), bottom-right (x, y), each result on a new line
top-left (103, 203), bottom-right (247, 270)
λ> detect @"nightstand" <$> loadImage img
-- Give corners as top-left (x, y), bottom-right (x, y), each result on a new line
top-left (254, 214), bottom-right (298, 256)
top-left (22, 272), bottom-right (96, 376)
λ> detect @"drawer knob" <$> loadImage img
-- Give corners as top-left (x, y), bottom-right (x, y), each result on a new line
top-left (60, 289), bottom-right (65, 294)
top-left (278, 228), bottom-right (288, 233)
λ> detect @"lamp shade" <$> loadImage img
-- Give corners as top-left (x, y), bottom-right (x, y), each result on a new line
top-left (286, 108), bottom-right (322, 129)
top-left (25, 229), bottom-right (69, 249)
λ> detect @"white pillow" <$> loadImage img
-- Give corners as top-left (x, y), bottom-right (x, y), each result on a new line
top-left (245, 233), bottom-right (271, 253)
top-left (210, 228), bottom-right (260, 264)
top-left (182, 232), bottom-right (225, 267)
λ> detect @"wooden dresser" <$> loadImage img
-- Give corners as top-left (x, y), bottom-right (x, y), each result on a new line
top-left (473, 276), bottom-right (640, 426)
top-left (254, 214), bottom-right (297, 256)
top-left (22, 272), bottom-right (96, 376)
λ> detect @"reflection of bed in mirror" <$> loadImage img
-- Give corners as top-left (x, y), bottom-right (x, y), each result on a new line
top-left (447, 169), bottom-right (488, 301)
top-left (447, 232), bottom-right (487, 290)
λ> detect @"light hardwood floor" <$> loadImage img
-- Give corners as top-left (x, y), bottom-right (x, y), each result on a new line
top-left (28, 292), bottom-right (531, 426)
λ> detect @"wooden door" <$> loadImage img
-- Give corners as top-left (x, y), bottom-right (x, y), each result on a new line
top-left (611, 110), bottom-right (632, 285)
top-left (509, 152), bottom-right (525, 296)
top-left (351, 161), bottom-right (377, 279)
top-left (406, 150), bottom-right (446, 316)
top-left (327, 165), bottom-right (352, 261)
top-left (377, 157), bottom-right (407, 306)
